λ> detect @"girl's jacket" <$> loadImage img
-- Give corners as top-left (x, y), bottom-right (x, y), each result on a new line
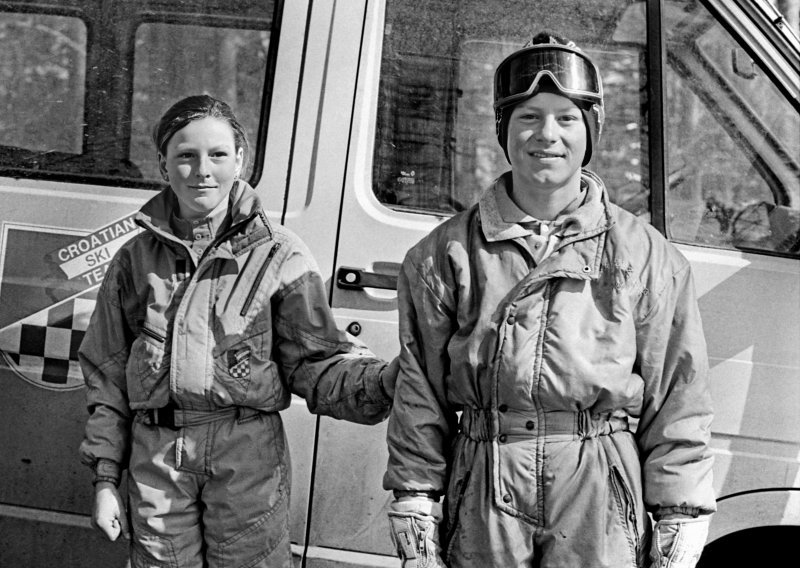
top-left (384, 171), bottom-right (716, 520)
top-left (80, 181), bottom-right (392, 470)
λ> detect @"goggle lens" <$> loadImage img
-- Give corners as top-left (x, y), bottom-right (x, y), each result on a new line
top-left (495, 46), bottom-right (602, 107)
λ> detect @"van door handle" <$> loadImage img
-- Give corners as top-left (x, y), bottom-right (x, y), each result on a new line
top-left (336, 266), bottom-right (398, 291)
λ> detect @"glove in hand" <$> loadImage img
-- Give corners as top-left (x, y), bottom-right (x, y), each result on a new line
top-left (388, 498), bottom-right (448, 568)
top-left (650, 515), bottom-right (710, 568)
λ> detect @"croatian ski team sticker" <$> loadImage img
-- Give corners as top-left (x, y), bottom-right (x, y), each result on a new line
top-left (54, 214), bottom-right (139, 286)
top-left (0, 215), bottom-right (140, 390)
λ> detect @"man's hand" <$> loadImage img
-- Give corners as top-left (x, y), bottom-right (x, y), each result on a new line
top-left (92, 482), bottom-right (129, 542)
top-left (388, 498), bottom-right (448, 568)
top-left (650, 515), bottom-right (710, 568)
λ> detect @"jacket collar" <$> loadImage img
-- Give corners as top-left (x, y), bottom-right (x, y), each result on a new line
top-left (479, 170), bottom-right (613, 244)
top-left (136, 180), bottom-right (273, 256)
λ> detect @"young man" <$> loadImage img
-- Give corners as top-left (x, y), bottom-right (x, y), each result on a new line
top-left (384, 33), bottom-right (715, 567)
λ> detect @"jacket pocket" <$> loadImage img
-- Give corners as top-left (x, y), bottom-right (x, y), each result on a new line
top-left (240, 243), bottom-right (281, 316)
top-left (213, 332), bottom-right (286, 409)
top-left (443, 436), bottom-right (474, 558)
top-left (609, 464), bottom-right (642, 565)
top-left (494, 437), bottom-right (539, 522)
top-left (127, 323), bottom-right (168, 401)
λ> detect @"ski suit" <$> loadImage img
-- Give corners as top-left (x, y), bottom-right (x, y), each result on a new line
top-left (384, 172), bottom-right (715, 567)
top-left (80, 181), bottom-right (393, 567)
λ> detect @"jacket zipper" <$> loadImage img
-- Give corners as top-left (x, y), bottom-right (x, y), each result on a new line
top-left (609, 464), bottom-right (640, 564)
top-left (240, 242), bottom-right (281, 316)
top-left (140, 326), bottom-right (166, 343)
top-left (443, 469), bottom-right (471, 556)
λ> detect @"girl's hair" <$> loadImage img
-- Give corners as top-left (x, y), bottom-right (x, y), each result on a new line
top-left (152, 95), bottom-right (250, 165)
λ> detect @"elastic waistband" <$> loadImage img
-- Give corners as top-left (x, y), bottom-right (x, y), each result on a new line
top-left (460, 407), bottom-right (629, 442)
top-left (138, 403), bottom-right (261, 430)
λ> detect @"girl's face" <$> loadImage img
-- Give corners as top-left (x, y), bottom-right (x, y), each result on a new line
top-left (159, 116), bottom-right (244, 220)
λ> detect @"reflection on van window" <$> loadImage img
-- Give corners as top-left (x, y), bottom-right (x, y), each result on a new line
top-left (373, 0), bottom-right (647, 217)
top-left (664, 0), bottom-right (800, 255)
top-left (0, 14), bottom-right (86, 155)
top-left (0, 1), bottom-right (275, 187)
top-left (132, 23), bottom-right (271, 182)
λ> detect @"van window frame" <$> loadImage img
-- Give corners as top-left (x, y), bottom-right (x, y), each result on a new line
top-left (664, 0), bottom-right (800, 257)
top-left (368, 0), bottom-right (799, 259)
top-left (0, 0), bottom-right (283, 190)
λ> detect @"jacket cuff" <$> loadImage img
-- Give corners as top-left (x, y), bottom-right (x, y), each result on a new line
top-left (92, 458), bottom-right (121, 487)
top-left (653, 506), bottom-right (710, 520)
top-left (367, 362), bottom-right (392, 403)
top-left (393, 490), bottom-right (440, 501)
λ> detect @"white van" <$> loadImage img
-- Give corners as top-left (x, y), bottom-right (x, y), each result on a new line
top-left (0, 0), bottom-right (797, 566)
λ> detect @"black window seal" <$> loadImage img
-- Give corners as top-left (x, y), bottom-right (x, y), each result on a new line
top-left (646, 0), bottom-right (668, 236)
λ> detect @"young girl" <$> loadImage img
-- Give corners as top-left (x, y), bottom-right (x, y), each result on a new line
top-left (80, 95), bottom-right (396, 567)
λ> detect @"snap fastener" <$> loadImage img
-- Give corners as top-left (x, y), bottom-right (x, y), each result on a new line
top-left (498, 404), bottom-right (508, 413)
top-left (506, 315), bottom-right (516, 325)
top-left (499, 434), bottom-right (507, 443)
top-left (526, 420), bottom-right (535, 430)
top-left (503, 494), bottom-right (512, 503)
top-left (582, 265), bottom-right (591, 273)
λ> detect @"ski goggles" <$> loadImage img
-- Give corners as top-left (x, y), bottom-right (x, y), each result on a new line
top-left (494, 44), bottom-right (603, 109)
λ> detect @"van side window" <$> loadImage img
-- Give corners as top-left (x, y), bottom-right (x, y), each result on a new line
top-left (0, 1), bottom-right (276, 187)
top-left (372, 0), bottom-right (648, 217)
top-left (0, 14), bottom-right (87, 158)
top-left (664, 1), bottom-right (800, 255)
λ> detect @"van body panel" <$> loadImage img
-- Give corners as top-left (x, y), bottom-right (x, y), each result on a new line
top-left (0, 0), bottom-right (797, 565)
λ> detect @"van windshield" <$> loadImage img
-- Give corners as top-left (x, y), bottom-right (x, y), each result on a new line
top-left (372, 0), bottom-right (800, 256)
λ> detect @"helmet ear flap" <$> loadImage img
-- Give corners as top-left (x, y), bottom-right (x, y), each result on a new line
top-left (580, 102), bottom-right (605, 166)
top-left (495, 107), bottom-right (512, 164)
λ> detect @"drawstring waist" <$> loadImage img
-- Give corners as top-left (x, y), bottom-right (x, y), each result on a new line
top-left (138, 402), bottom-right (261, 430)
top-left (460, 407), bottom-right (629, 442)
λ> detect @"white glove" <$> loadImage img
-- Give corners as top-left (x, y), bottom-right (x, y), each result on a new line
top-left (650, 515), bottom-right (710, 568)
top-left (388, 498), bottom-right (448, 568)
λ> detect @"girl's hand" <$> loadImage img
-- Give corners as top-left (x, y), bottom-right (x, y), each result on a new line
top-left (92, 482), bottom-right (130, 542)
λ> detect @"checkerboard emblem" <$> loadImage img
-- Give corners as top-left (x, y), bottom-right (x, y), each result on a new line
top-left (0, 292), bottom-right (96, 391)
top-left (1, 216), bottom-right (140, 391)
top-left (228, 347), bottom-right (251, 379)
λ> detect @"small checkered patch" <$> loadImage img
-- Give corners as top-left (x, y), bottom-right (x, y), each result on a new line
top-left (227, 347), bottom-right (251, 379)
top-left (0, 292), bottom-right (95, 390)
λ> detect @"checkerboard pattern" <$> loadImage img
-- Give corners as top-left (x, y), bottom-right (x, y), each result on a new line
top-left (227, 347), bottom-right (251, 380)
top-left (0, 292), bottom-right (96, 390)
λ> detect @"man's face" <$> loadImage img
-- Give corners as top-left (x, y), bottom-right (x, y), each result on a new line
top-left (507, 92), bottom-right (587, 192)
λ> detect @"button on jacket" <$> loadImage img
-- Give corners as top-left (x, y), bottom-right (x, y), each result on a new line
top-left (384, 171), bottom-right (715, 566)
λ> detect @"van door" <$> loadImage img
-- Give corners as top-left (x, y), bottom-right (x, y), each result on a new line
top-left (311, 0), bottom-right (799, 564)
